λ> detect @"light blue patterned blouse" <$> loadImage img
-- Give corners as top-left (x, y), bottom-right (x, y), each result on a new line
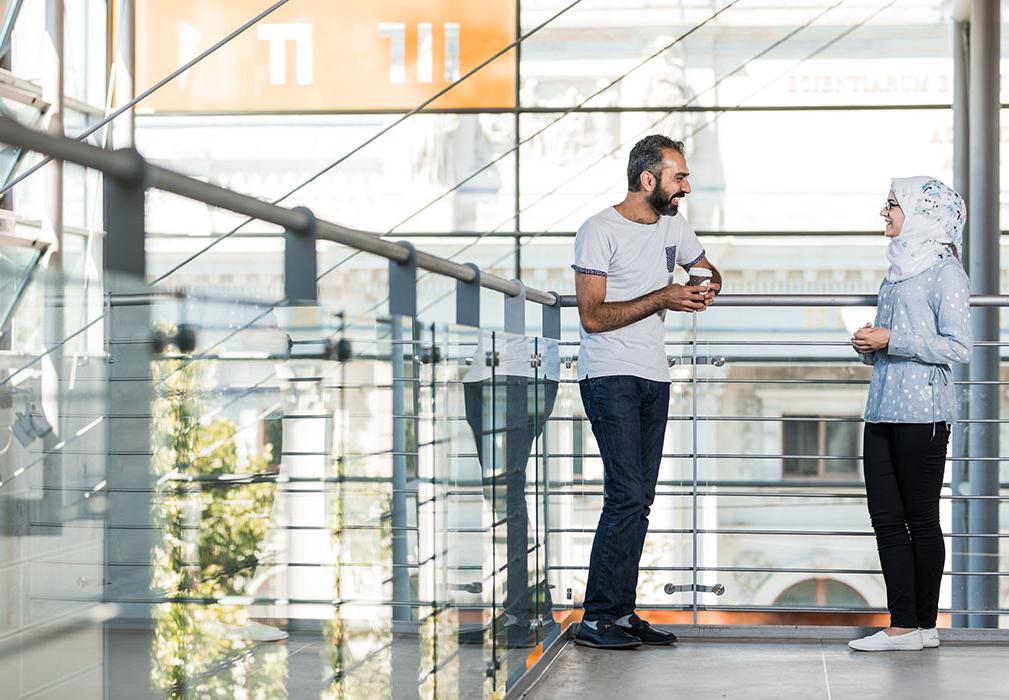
top-left (857, 254), bottom-right (972, 425)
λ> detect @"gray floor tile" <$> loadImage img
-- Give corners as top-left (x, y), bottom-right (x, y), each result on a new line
top-left (822, 642), bottom-right (1009, 700)
top-left (524, 639), bottom-right (1009, 700)
top-left (6, 626), bottom-right (1007, 699)
top-left (523, 641), bottom-right (832, 700)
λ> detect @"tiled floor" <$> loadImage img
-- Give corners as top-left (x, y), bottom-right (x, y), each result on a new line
top-left (1, 626), bottom-right (523, 699)
top-left (522, 637), bottom-right (1009, 700)
top-left (5, 625), bottom-right (1007, 699)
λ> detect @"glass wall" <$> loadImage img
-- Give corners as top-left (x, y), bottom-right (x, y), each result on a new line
top-left (135, 0), bottom-right (977, 318)
top-left (2, 2), bottom-right (1008, 697)
top-left (2, 268), bottom-right (567, 696)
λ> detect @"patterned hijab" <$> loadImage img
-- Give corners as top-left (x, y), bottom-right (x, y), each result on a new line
top-left (885, 176), bottom-right (966, 283)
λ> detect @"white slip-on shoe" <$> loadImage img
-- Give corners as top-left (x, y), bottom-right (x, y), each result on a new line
top-left (848, 629), bottom-right (923, 652)
top-left (919, 628), bottom-right (940, 648)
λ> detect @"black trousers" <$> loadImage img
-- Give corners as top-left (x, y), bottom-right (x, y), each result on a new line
top-left (862, 422), bottom-right (949, 629)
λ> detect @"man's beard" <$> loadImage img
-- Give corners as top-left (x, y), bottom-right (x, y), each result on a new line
top-left (647, 188), bottom-right (681, 217)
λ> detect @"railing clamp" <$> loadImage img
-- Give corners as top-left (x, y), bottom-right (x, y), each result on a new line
top-left (664, 583), bottom-right (725, 596)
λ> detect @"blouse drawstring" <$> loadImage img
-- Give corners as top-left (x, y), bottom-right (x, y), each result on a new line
top-left (930, 365), bottom-right (950, 439)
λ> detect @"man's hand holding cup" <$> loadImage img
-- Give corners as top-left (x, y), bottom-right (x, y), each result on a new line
top-left (663, 283), bottom-right (708, 312)
top-left (687, 267), bottom-right (716, 306)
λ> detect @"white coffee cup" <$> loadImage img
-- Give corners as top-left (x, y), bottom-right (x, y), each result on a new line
top-left (687, 267), bottom-right (712, 288)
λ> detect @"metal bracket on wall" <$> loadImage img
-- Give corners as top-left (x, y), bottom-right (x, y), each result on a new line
top-left (504, 278), bottom-right (526, 336)
top-left (284, 206), bottom-right (318, 304)
top-left (664, 583), bottom-right (726, 596)
top-left (456, 262), bottom-right (480, 327)
top-left (542, 291), bottom-right (561, 340)
top-left (389, 240), bottom-right (417, 318)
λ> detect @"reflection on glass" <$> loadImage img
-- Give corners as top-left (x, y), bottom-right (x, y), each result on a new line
top-left (323, 315), bottom-right (410, 698)
top-left (150, 343), bottom-right (286, 698)
top-left (0, 238), bottom-right (41, 331)
top-left (462, 332), bottom-right (557, 653)
top-left (0, 87), bottom-right (44, 184)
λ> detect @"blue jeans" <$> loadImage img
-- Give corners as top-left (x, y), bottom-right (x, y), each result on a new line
top-left (579, 375), bottom-right (670, 622)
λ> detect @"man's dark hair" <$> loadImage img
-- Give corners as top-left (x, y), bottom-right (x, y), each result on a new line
top-left (626, 135), bottom-right (684, 192)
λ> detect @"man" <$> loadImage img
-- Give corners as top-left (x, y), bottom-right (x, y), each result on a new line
top-left (572, 134), bottom-right (721, 649)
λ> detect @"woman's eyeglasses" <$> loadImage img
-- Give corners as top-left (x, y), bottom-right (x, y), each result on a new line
top-left (884, 199), bottom-right (901, 212)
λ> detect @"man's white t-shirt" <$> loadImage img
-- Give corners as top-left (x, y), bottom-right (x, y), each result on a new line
top-left (461, 333), bottom-right (561, 383)
top-left (572, 206), bottom-right (705, 383)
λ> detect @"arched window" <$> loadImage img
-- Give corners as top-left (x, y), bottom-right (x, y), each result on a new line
top-left (773, 578), bottom-right (868, 608)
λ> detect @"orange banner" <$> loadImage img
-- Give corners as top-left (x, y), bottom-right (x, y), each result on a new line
top-left (135, 0), bottom-right (516, 112)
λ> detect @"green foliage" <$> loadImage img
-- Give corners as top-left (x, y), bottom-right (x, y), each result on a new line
top-left (149, 351), bottom-right (286, 698)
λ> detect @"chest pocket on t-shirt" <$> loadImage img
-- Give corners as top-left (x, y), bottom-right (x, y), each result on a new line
top-left (665, 245), bottom-right (677, 272)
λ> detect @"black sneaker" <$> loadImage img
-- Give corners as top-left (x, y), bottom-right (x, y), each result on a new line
top-left (573, 620), bottom-right (642, 650)
top-left (619, 614), bottom-right (677, 646)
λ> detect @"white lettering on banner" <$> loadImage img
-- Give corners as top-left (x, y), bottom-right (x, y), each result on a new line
top-left (786, 73), bottom-right (950, 95)
top-left (787, 72), bottom-right (1008, 97)
top-left (177, 21), bottom-right (202, 90)
top-left (138, 1), bottom-right (514, 111)
top-left (417, 22), bottom-right (433, 83)
top-left (377, 22), bottom-right (407, 84)
top-left (256, 23), bottom-right (313, 86)
top-left (444, 22), bottom-right (460, 82)
top-left (379, 22), bottom-right (462, 85)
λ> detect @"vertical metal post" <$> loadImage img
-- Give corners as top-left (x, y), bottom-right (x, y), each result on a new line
top-left (103, 152), bottom-right (153, 623)
top-left (390, 336), bottom-right (411, 621)
top-left (283, 207), bottom-right (318, 304)
top-left (950, 1), bottom-right (970, 629)
top-left (512, 0), bottom-right (522, 283)
top-left (541, 293), bottom-right (560, 342)
top-left (389, 242), bottom-right (417, 318)
top-left (504, 280), bottom-right (526, 336)
top-left (498, 282), bottom-right (525, 688)
top-left (454, 261), bottom-right (482, 652)
top-left (455, 263), bottom-right (481, 327)
top-left (112, 0), bottom-right (135, 149)
top-left (489, 327), bottom-right (499, 685)
top-left (966, 0), bottom-right (999, 629)
top-left (690, 312), bottom-right (698, 624)
top-left (103, 150), bottom-right (147, 279)
top-left (39, 0), bottom-right (64, 529)
top-left (276, 203), bottom-right (323, 634)
top-left (0, 0), bottom-right (14, 211)
top-left (390, 243), bottom-right (417, 628)
top-left (514, 236), bottom-right (522, 282)
top-left (391, 323), bottom-right (413, 623)
top-left (540, 293), bottom-right (560, 642)
top-left (0, 3), bottom-right (13, 347)
top-left (105, 7), bottom-right (142, 678)
top-left (952, 3), bottom-right (971, 234)
top-left (42, 0), bottom-right (64, 297)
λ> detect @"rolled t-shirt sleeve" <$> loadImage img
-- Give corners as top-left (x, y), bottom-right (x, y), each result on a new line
top-left (675, 222), bottom-right (705, 269)
top-left (572, 223), bottom-right (612, 277)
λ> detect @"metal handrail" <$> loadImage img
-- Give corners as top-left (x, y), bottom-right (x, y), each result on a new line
top-left (0, 116), bottom-right (557, 306)
top-left (11, 115), bottom-right (1009, 312)
top-left (558, 293), bottom-right (1009, 307)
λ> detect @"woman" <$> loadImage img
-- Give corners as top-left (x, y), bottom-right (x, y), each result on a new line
top-left (848, 176), bottom-right (971, 652)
